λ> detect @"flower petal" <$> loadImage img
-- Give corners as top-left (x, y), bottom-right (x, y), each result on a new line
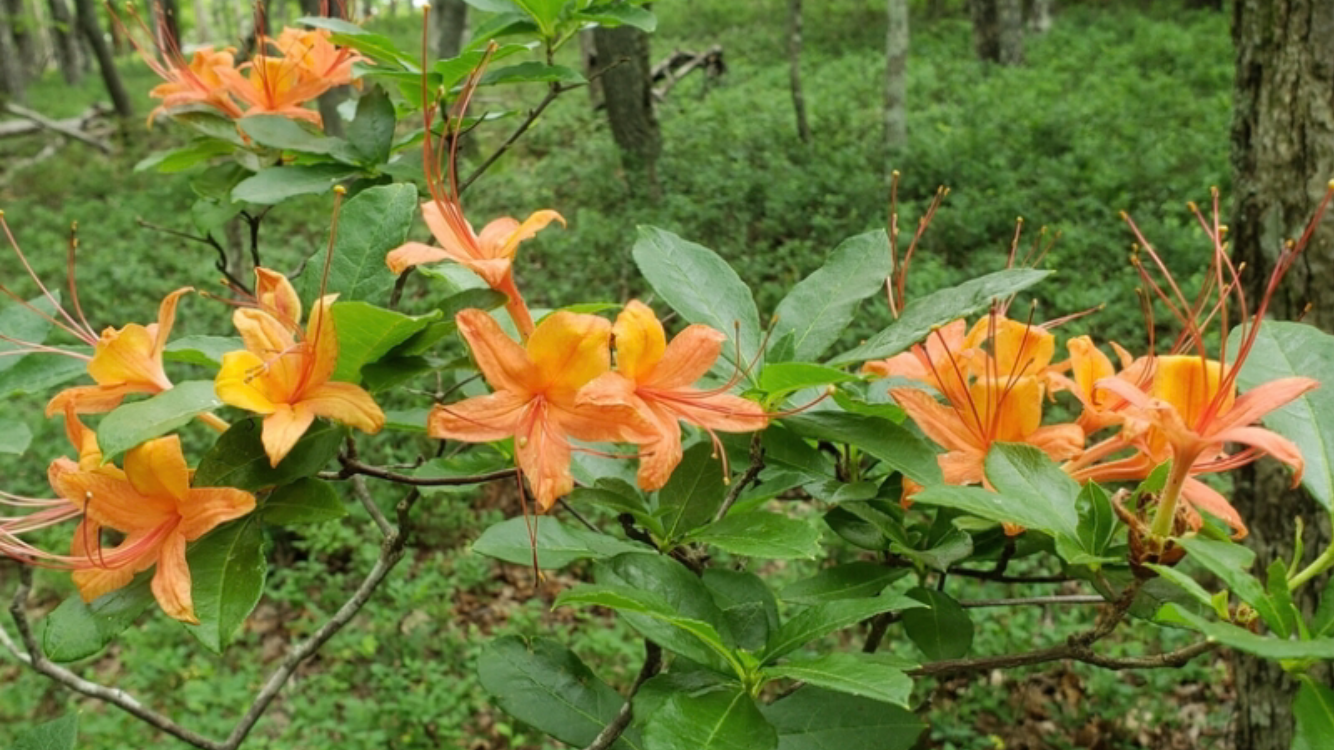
top-left (386, 241), bottom-right (456, 275)
top-left (178, 488), bottom-right (257, 540)
top-left (262, 404), bottom-right (317, 467)
top-left (216, 350), bottom-right (279, 415)
top-left (152, 287), bottom-right (195, 357)
top-left (254, 268), bottom-right (302, 328)
top-left (87, 323), bottom-right (171, 391)
top-left (304, 294), bottom-right (341, 389)
top-left (527, 311), bottom-right (611, 399)
top-left (890, 387), bottom-right (980, 454)
top-left (428, 391), bottom-right (531, 442)
top-left (635, 411), bottom-right (684, 492)
top-left (1182, 477), bottom-right (1248, 539)
top-left (645, 325), bottom-right (725, 391)
top-left (421, 200), bottom-right (479, 261)
top-left (52, 467), bottom-right (174, 531)
top-left (494, 209), bottom-right (565, 259)
top-left (456, 308), bottom-right (537, 395)
top-left (124, 435), bottom-right (191, 504)
top-left (1209, 425), bottom-right (1306, 482)
top-left (302, 380), bottom-right (385, 434)
top-left (613, 300), bottom-right (668, 384)
top-left (656, 390), bottom-right (768, 433)
top-left (514, 401), bottom-right (573, 512)
top-left (45, 382), bottom-right (144, 417)
top-left (1207, 377), bottom-right (1319, 437)
top-left (151, 531), bottom-right (198, 624)
top-left (232, 308), bottom-right (302, 399)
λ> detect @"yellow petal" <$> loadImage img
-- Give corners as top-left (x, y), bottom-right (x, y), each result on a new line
top-left (302, 380), bottom-right (385, 434)
top-left (1150, 356), bottom-right (1233, 428)
top-left (254, 268), bottom-right (302, 328)
top-left (969, 375), bottom-right (1044, 442)
top-left (493, 209), bottom-right (565, 260)
top-left (612, 300), bottom-right (667, 384)
top-left (53, 464), bottom-right (175, 531)
top-left (151, 531), bottom-right (198, 624)
top-left (152, 287), bottom-right (195, 358)
top-left (124, 435), bottom-right (191, 505)
top-left (262, 404), bottom-right (317, 467)
top-left (456, 309), bottom-right (538, 395)
top-left (527, 311), bottom-right (611, 399)
top-left (304, 294), bottom-right (341, 389)
top-left (87, 323), bottom-right (171, 391)
top-left (178, 488), bottom-right (257, 540)
top-left (60, 406), bottom-right (103, 469)
top-left (216, 350), bottom-right (279, 415)
top-left (232, 309), bottom-right (302, 399)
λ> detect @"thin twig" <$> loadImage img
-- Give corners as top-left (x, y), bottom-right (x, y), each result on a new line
top-left (136, 218), bottom-right (252, 294)
top-left (712, 434), bottom-right (765, 523)
top-left (861, 611), bottom-right (900, 654)
top-left (583, 641), bottom-right (663, 750)
top-left (942, 567), bottom-right (1072, 584)
top-left (912, 639), bottom-right (1216, 678)
top-left (960, 594), bottom-right (1105, 608)
top-left (350, 475), bottom-right (393, 537)
top-left (334, 455), bottom-right (516, 486)
top-left (558, 498), bottom-right (600, 533)
top-left (388, 267), bottom-right (413, 311)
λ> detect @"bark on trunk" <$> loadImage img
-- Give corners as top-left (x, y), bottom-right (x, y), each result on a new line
top-left (3, 0), bottom-right (35, 79)
top-left (884, 0), bottom-right (908, 150)
top-left (431, 0), bottom-right (466, 60)
top-left (192, 0), bottom-right (211, 44)
top-left (997, 0), bottom-right (1023, 64)
top-left (0, 11), bottom-right (25, 103)
top-left (593, 21), bottom-right (661, 198)
top-left (579, 28), bottom-right (602, 109)
top-left (1186, 0), bottom-right (1223, 9)
top-left (969, 0), bottom-right (999, 62)
top-left (1027, 0), bottom-right (1052, 34)
top-left (72, 0), bottom-right (133, 119)
top-left (1230, 2), bottom-right (1334, 748)
top-left (787, 0), bottom-right (810, 143)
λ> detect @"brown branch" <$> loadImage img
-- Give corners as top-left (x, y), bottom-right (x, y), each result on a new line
top-left (135, 217), bottom-right (252, 295)
top-left (960, 594), bottom-right (1105, 609)
top-left (942, 566), bottom-right (1073, 584)
top-left (712, 433), bottom-right (765, 523)
top-left (333, 455), bottom-right (516, 487)
top-left (912, 638), bottom-right (1217, 678)
top-left (583, 640), bottom-right (663, 750)
top-left (2, 102), bottom-right (111, 153)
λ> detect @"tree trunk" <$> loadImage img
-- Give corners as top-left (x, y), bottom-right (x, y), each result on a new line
top-left (3, 0), bottom-right (36, 78)
top-left (1230, 2), bottom-right (1334, 749)
top-left (1186, 0), bottom-right (1223, 9)
top-left (72, 0), bottom-right (133, 119)
top-left (1027, 0), bottom-right (1052, 34)
top-left (47, 0), bottom-right (80, 84)
top-left (192, 0), bottom-right (211, 44)
top-left (997, 0), bottom-right (1023, 64)
top-left (431, 0), bottom-right (466, 60)
top-left (787, 0), bottom-right (810, 143)
top-left (969, 0), bottom-right (999, 62)
top-left (885, 0), bottom-right (908, 150)
top-left (593, 20), bottom-right (661, 198)
top-left (0, 11), bottom-right (25, 103)
top-left (579, 28), bottom-right (602, 109)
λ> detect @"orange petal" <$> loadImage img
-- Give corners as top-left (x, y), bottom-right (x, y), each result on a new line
top-left (124, 435), bottom-right (191, 504)
top-left (1210, 425), bottom-right (1306, 483)
top-left (644, 324), bottom-right (725, 391)
top-left (428, 391), bottom-right (531, 443)
top-left (938, 450), bottom-right (986, 486)
top-left (514, 402), bottom-right (574, 512)
top-left (476, 217), bottom-right (522, 257)
top-left (60, 406), bottom-right (102, 469)
top-left (178, 488), bottom-right (257, 540)
top-left (493, 209), bottom-right (565, 260)
top-left (216, 350), bottom-right (279, 415)
top-left (613, 301), bottom-right (668, 384)
top-left (304, 295), bottom-right (341, 389)
top-left (1026, 423), bottom-right (1086, 462)
top-left (1150, 356), bottom-right (1232, 428)
top-left (151, 531), bottom-right (198, 624)
top-left (1207, 377), bottom-right (1319, 437)
top-left (87, 323), bottom-right (171, 391)
top-left (45, 382), bottom-right (143, 417)
top-left (262, 404), bottom-right (317, 467)
top-left (52, 468), bottom-right (175, 531)
top-left (254, 268), bottom-right (302, 328)
top-left (1182, 477), bottom-right (1248, 539)
top-left (456, 309), bottom-right (538, 395)
top-left (527, 311), bottom-right (612, 398)
top-left (152, 287), bottom-right (195, 358)
top-left (633, 408), bottom-right (684, 491)
top-left (71, 528), bottom-right (142, 603)
top-left (890, 387), bottom-right (980, 454)
top-left (970, 376), bottom-right (1043, 442)
top-left (302, 380), bottom-right (385, 434)
top-left (386, 241), bottom-right (456, 275)
top-left (421, 200), bottom-right (479, 262)
top-left (658, 391), bottom-right (769, 433)
top-left (567, 373), bottom-right (660, 444)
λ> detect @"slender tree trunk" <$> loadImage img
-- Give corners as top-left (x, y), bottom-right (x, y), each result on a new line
top-left (28, 0), bottom-right (53, 77)
top-left (579, 28), bottom-right (602, 109)
top-left (192, 0), bottom-right (211, 44)
top-left (47, 0), bottom-right (80, 84)
top-left (0, 11), bottom-right (26, 103)
top-left (1231, 2), bottom-right (1334, 749)
top-left (968, 0), bottom-right (999, 62)
top-left (787, 0), bottom-right (810, 143)
top-left (431, 0), bottom-right (466, 60)
top-left (997, 0), bottom-right (1023, 64)
top-left (593, 20), bottom-right (661, 198)
top-left (1027, 0), bottom-right (1052, 34)
top-left (3, 0), bottom-right (36, 77)
top-left (926, 0), bottom-right (949, 19)
top-left (885, 0), bottom-right (908, 150)
top-left (72, 0), bottom-right (133, 118)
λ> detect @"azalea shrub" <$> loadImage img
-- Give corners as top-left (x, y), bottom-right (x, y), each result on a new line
top-left (4, 2), bottom-right (1334, 748)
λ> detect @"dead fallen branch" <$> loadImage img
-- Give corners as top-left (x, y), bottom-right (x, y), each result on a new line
top-left (651, 45), bottom-right (725, 100)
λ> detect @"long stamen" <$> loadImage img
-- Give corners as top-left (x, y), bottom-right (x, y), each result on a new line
top-left (0, 213), bottom-right (97, 344)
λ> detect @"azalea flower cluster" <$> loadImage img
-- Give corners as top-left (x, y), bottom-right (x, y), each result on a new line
top-left (0, 215), bottom-right (383, 621)
top-left (867, 188), bottom-right (1332, 541)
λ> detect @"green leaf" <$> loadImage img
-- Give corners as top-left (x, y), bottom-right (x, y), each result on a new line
top-left (42, 576), bottom-right (153, 662)
top-left (765, 653), bottom-right (914, 707)
top-left (1294, 678), bottom-right (1334, 750)
top-left (829, 268), bottom-right (1051, 366)
top-left (633, 227), bottom-right (761, 376)
top-left (0, 294), bottom-right (59, 373)
top-left (346, 87), bottom-right (396, 165)
top-left (511, 0), bottom-right (563, 35)
top-left (194, 417), bottom-right (346, 491)
top-left (168, 110), bottom-right (247, 145)
top-left (568, 478), bottom-right (653, 519)
top-left (472, 516), bottom-right (649, 568)
top-left (578, 3), bottom-right (657, 32)
top-left (134, 138), bottom-right (235, 173)
top-left (597, 553), bottom-right (737, 669)
top-left (758, 362), bottom-right (859, 397)
top-left (12, 713), bottom-right (79, 750)
top-left (465, 11), bottom-right (538, 49)
top-left (329, 301), bottom-right (442, 381)
top-left (901, 588), bottom-right (973, 661)
top-left (771, 230), bottom-right (893, 362)
top-left (231, 164), bottom-right (358, 204)
top-left (1174, 536), bottom-right (1285, 635)
top-left (782, 411), bottom-right (942, 486)
top-left (1230, 321), bottom-right (1334, 509)
top-left (262, 478), bottom-right (346, 525)
top-left (763, 594), bottom-right (924, 663)
top-left (238, 116), bottom-right (354, 160)
top-left (658, 442), bottom-right (727, 542)
top-left (1156, 603), bottom-right (1334, 660)
top-left (703, 569), bottom-right (780, 652)
top-left (480, 61), bottom-right (586, 86)
top-left (187, 517), bottom-right (266, 652)
top-left (780, 563), bottom-right (906, 603)
top-left (1312, 577), bottom-right (1334, 637)
top-left (411, 449), bottom-right (512, 494)
top-left (689, 511), bottom-right (821, 560)
top-left (761, 687), bottom-right (925, 750)
top-left (96, 381), bottom-right (223, 461)
top-left (300, 183), bottom-right (418, 304)
top-left (644, 686), bottom-right (776, 750)
top-left (0, 355), bottom-right (84, 396)
top-left (985, 443), bottom-right (1081, 538)
top-left (164, 335), bottom-right (242, 368)
top-left (0, 418), bottom-right (32, 454)
top-left (1266, 559), bottom-right (1302, 639)
top-left (478, 636), bottom-right (641, 750)
top-left (1074, 481), bottom-right (1120, 558)
top-left (893, 526), bottom-right (974, 573)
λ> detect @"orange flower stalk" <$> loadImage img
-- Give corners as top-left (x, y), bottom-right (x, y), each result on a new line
top-left (215, 269), bottom-right (385, 467)
top-left (48, 434), bottom-right (256, 623)
top-left (384, 48), bottom-right (562, 339)
top-left (429, 309), bottom-right (654, 511)
top-left (579, 301), bottom-right (768, 490)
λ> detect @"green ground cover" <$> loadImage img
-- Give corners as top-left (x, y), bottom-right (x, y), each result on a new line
top-left (0, 1), bottom-right (1235, 747)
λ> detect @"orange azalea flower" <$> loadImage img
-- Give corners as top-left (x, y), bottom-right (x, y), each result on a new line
top-left (429, 309), bottom-right (654, 511)
top-left (48, 434), bottom-right (256, 623)
top-left (578, 300), bottom-right (768, 490)
top-left (863, 318), bottom-right (970, 403)
top-left (215, 269), bottom-right (384, 467)
top-left (147, 47), bottom-right (244, 124)
top-left (0, 408), bottom-right (97, 560)
top-left (45, 287), bottom-right (194, 416)
top-left (276, 28), bottom-right (359, 88)
top-left (215, 55), bottom-right (331, 125)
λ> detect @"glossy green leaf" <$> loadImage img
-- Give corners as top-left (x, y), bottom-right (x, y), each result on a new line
top-left (188, 517), bottom-right (266, 652)
top-left (0, 418), bottom-right (32, 454)
top-left (1156, 603), bottom-right (1334, 660)
top-left (478, 636), bottom-right (641, 750)
top-left (193, 417), bottom-right (346, 491)
top-left (411, 449), bottom-right (512, 495)
top-left (985, 443), bottom-right (1081, 537)
top-left (829, 268), bottom-right (1050, 366)
top-left (346, 87), bottom-right (396, 165)
top-left (763, 594), bottom-right (924, 663)
top-left (231, 164), bottom-right (358, 204)
top-left (689, 511), bottom-right (821, 560)
top-left (771, 230), bottom-right (893, 362)
top-left (238, 115), bottom-right (353, 159)
top-left (163, 335), bottom-right (242, 368)
top-left (1230, 321), bottom-right (1334, 509)
top-left (578, 3), bottom-right (657, 32)
top-left (511, 0), bottom-right (563, 35)
top-left (96, 381), bottom-right (222, 461)
top-left (1312, 576), bottom-right (1334, 637)
top-left (893, 526), bottom-right (974, 573)
top-left (12, 713), bottom-right (78, 750)
top-left (703, 569), bottom-right (780, 652)
top-left (42, 576), bottom-right (153, 662)
top-left (597, 553), bottom-right (736, 669)
top-left (1294, 678), bottom-right (1334, 750)
top-left (901, 588), bottom-right (973, 661)
top-left (765, 653), bottom-right (913, 706)
top-left (1074, 481), bottom-right (1120, 558)
top-left (633, 227), bottom-right (761, 375)
top-left (658, 442), bottom-right (727, 542)
top-left (781, 563), bottom-right (906, 603)
top-left (1174, 536), bottom-right (1284, 635)
top-left (568, 478), bottom-right (653, 519)
top-left (464, 11), bottom-right (538, 49)
top-left (782, 411), bottom-right (941, 486)
top-left (1266, 559), bottom-right (1302, 639)
top-left (0, 294), bottom-right (59, 372)
top-left (472, 516), bottom-right (649, 568)
top-left (0, 355), bottom-right (84, 397)
top-left (328, 301), bottom-right (442, 381)
top-left (134, 138), bottom-right (234, 173)
top-left (481, 61), bottom-right (586, 86)
top-left (761, 687), bottom-right (925, 750)
top-left (644, 687), bottom-right (776, 750)
top-left (262, 478), bottom-right (347, 525)
top-left (301, 183), bottom-right (419, 304)
top-left (758, 362), bottom-right (859, 397)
